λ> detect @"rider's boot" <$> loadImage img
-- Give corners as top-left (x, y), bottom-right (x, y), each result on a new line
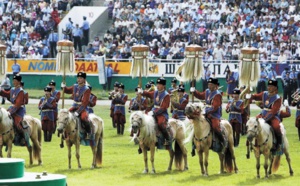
top-left (86, 121), bottom-right (95, 140)
top-left (276, 134), bottom-right (283, 152)
top-left (298, 128), bottom-right (300, 141)
top-left (215, 130), bottom-right (226, 154)
top-left (191, 141), bottom-right (196, 157)
top-left (235, 134), bottom-right (240, 147)
top-left (162, 126), bottom-right (172, 146)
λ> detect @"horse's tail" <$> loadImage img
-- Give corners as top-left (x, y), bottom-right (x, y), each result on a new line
top-left (96, 119), bottom-right (104, 166)
top-left (272, 155), bottom-right (281, 173)
top-left (174, 140), bottom-right (184, 170)
top-left (224, 148), bottom-right (233, 173)
top-left (32, 117), bottom-right (42, 161)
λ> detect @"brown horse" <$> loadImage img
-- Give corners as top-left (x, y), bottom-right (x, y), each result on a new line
top-left (130, 111), bottom-right (188, 173)
top-left (0, 108), bottom-right (42, 165)
top-left (57, 109), bottom-right (104, 169)
top-left (184, 103), bottom-right (238, 176)
top-left (246, 117), bottom-right (293, 178)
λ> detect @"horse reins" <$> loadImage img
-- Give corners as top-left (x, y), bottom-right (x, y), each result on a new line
top-left (194, 131), bottom-right (210, 142)
top-left (247, 127), bottom-right (269, 148)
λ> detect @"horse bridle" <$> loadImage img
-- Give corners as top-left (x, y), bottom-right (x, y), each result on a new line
top-left (247, 125), bottom-right (269, 147)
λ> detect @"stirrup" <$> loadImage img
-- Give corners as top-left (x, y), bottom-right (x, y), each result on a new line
top-left (163, 140), bottom-right (170, 146)
top-left (86, 133), bottom-right (95, 140)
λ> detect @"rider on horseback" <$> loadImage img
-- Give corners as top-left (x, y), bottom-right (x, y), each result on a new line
top-left (138, 77), bottom-right (172, 146)
top-left (190, 78), bottom-right (226, 155)
top-left (61, 72), bottom-right (94, 140)
top-left (246, 79), bottom-right (283, 152)
top-left (0, 74), bottom-right (29, 146)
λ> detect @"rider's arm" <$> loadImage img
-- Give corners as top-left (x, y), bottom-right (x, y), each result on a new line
top-left (194, 90), bottom-right (205, 100)
top-left (63, 85), bottom-right (74, 94)
top-left (142, 91), bottom-right (154, 99)
top-left (89, 94), bottom-right (97, 107)
top-left (250, 91), bottom-right (264, 102)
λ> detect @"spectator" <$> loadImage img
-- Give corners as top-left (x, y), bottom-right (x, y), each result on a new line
top-left (1, 74), bottom-right (11, 104)
top-left (11, 60), bottom-right (21, 75)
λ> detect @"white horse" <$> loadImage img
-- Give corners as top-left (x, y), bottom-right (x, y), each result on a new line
top-left (57, 109), bottom-right (104, 169)
top-left (184, 103), bottom-right (238, 176)
top-left (130, 111), bottom-right (188, 173)
top-left (246, 117), bottom-right (293, 178)
top-left (0, 107), bottom-right (14, 158)
top-left (0, 108), bottom-right (42, 165)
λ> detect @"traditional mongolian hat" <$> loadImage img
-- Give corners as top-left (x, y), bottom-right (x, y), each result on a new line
top-left (145, 83), bottom-right (151, 89)
top-left (13, 74), bottom-right (22, 82)
top-left (207, 78), bottom-right (218, 85)
top-left (44, 86), bottom-right (52, 92)
top-left (268, 79), bottom-right (278, 88)
top-left (114, 81), bottom-right (120, 87)
top-left (77, 72), bottom-right (86, 79)
top-left (232, 88), bottom-right (241, 94)
top-left (118, 83), bottom-right (125, 89)
top-left (156, 77), bottom-right (166, 85)
top-left (171, 77), bottom-right (177, 83)
top-left (49, 80), bottom-right (56, 86)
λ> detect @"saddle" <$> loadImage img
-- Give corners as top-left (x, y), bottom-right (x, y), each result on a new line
top-left (206, 118), bottom-right (228, 153)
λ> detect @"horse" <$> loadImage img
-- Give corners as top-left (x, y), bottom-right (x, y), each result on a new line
top-left (130, 111), bottom-right (188, 173)
top-left (246, 117), bottom-right (293, 178)
top-left (0, 108), bottom-right (42, 165)
top-left (184, 103), bottom-right (238, 176)
top-left (57, 109), bottom-right (104, 169)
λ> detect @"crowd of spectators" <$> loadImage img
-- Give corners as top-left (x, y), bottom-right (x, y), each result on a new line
top-left (1, 0), bottom-right (88, 59)
top-left (85, 0), bottom-right (300, 63)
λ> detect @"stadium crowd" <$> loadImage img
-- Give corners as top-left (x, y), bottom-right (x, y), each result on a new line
top-left (91, 0), bottom-right (300, 63)
top-left (0, 0), bottom-right (88, 59)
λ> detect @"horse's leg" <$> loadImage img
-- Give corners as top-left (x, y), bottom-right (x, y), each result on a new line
top-left (203, 150), bottom-right (209, 176)
top-left (27, 146), bottom-right (33, 165)
top-left (32, 138), bottom-right (42, 165)
top-left (91, 144), bottom-right (96, 169)
top-left (256, 154), bottom-right (261, 178)
top-left (67, 143), bottom-right (72, 169)
top-left (263, 153), bottom-right (269, 178)
top-left (268, 154), bottom-right (273, 175)
top-left (178, 140), bottom-right (188, 170)
top-left (150, 144), bottom-right (156, 173)
top-left (218, 153), bottom-right (225, 174)
top-left (284, 144), bottom-right (294, 176)
top-left (167, 149), bottom-right (174, 171)
top-left (142, 146), bottom-right (148, 173)
top-left (75, 142), bottom-right (81, 169)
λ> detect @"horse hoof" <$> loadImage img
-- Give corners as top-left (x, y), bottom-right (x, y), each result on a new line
top-left (60, 144), bottom-right (64, 148)
top-left (151, 170), bottom-right (156, 174)
top-left (184, 167), bottom-right (189, 171)
top-left (142, 170), bottom-right (148, 174)
top-left (91, 166), bottom-right (95, 169)
top-left (167, 168), bottom-right (171, 171)
top-left (202, 174), bottom-right (208, 177)
top-left (290, 171), bottom-right (294, 176)
top-left (257, 175), bottom-right (260, 179)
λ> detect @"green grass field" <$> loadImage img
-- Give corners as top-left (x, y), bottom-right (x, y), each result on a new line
top-left (1, 98), bottom-right (300, 186)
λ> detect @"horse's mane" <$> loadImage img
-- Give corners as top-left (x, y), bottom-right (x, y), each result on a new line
top-left (0, 107), bottom-right (13, 127)
top-left (130, 111), bottom-right (156, 143)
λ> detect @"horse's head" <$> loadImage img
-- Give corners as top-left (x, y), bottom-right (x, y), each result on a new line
top-left (57, 109), bottom-right (71, 133)
top-left (246, 117), bottom-right (261, 142)
top-left (130, 111), bottom-right (144, 134)
top-left (185, 102), bottom-right (204, 119)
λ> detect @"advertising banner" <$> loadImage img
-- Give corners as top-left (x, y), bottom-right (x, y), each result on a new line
top-left (6, 59), bottom-right (298, 78)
